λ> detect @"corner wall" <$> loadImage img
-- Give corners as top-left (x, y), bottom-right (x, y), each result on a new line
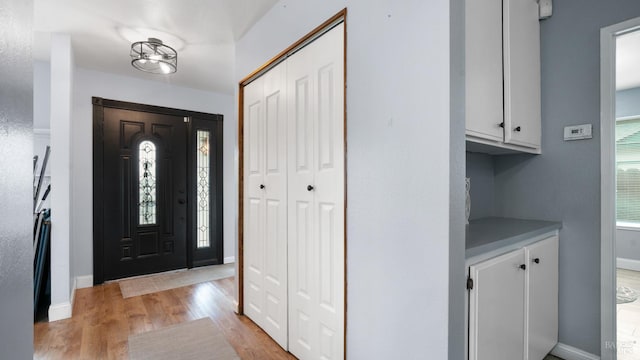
top-left (236, 1), bottom-right (452, 358)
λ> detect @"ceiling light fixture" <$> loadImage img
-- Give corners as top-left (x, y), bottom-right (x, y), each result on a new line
top-left (130, 38), bottom-right (177, 74)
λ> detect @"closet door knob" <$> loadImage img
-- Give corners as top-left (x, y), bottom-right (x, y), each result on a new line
top-left (514, 126), bottom-right (521, 132)
top-left (519, 264), bottom-right (527, 270)
top-left (307, 185), bottom-right (314, 191)
top-left (259, 184), bottom-right (265, 190)
top-left (533, 258), bottom-right (540, 264)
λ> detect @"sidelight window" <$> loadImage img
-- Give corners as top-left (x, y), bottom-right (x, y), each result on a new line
top-left (138, 140), bottom-right (157, 225)
top-left (196, 130), bottom-right (211, 248)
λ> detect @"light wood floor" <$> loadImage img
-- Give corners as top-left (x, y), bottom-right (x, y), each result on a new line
top-left (34, 276), bottom-right (295, 360)
top-left (618, 269), bottom-right (640, 360)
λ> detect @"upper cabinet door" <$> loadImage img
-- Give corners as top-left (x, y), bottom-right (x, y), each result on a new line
top-left (465, 0), bottom-right (504, 142)
top-left (503, 0), bottom-right (542, 149)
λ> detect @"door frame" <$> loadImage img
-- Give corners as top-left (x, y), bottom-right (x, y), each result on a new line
top-left (237, 7), bottom-right (347, 353)
top-left (92, 97), bottom-right (224, 284)
top-left (600, 16), bottom-right (640, 360)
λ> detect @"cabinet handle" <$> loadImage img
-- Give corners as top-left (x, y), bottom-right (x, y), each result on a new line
top-left (519, 264), bottom-right (527, 270)
top-left (514, 126), bottom-right (522, 132)
top-left (533, 258), bottom-right (540, 264)
top-left (499, 122), bottom-right (505, 128)
top-left (307, 185), bottom-right (314, 191)
top-left (259, 184), bottom-right (265, 190)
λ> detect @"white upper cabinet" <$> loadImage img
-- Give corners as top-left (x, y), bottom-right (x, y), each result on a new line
top-left (466, 0), bottom-right (542, 154)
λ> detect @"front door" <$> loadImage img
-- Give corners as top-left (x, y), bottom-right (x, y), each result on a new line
top-left (93, 98), bottom-right (225, 284)
top-left (102, 107), bottom-right (188, 281)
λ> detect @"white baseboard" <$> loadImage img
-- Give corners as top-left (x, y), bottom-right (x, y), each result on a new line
top-left (617, 257), bottom-right (640, 271)
top-left (224, 256), bottom-right (236, 264)
top-left (48, 301), bottom-right (72, 322)
top-left (551, 342), bottom-right (600, 360)
top-left (76, 275), bottom-right (93, 289)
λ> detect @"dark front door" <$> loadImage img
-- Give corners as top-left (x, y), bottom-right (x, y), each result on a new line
top-left (102, 107), bottom-right (187, 281)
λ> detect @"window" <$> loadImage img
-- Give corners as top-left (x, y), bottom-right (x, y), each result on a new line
top-left (196, 130), bottom-right (211, 248)
top-left (138, 140), bottom-right (157, 225)
top-left (616, 117), bottom-right (640, 225)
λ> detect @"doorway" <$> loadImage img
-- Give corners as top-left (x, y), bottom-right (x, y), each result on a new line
top-left (92, 97), bottom-right (223, 283)
top-left (601, 16), bottom-right (640, 360)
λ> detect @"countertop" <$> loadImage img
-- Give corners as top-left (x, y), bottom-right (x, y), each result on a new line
top-left (465, 217), bottom-right (562, 261)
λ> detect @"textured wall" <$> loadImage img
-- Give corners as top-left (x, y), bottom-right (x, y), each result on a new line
top-left (494, 0), bottom-right (640, 355)
top-left (0, 0), bottom-right (34, 357)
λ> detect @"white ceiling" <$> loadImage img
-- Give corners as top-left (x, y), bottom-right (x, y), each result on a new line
top-left (617, 29), bottom-right (640, 91)
top-left (34, 0), bottom-right (279, 94)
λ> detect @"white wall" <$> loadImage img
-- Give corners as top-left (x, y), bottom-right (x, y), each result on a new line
top-left (69, 67), bottom-right (236, 279)
top-left (236, 1), bottom-right (451, 358)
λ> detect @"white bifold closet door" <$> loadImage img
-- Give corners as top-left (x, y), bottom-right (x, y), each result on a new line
top-left (243, 60), bottom-right (289, 349)
top-left (287, 22), bottom-right (345, 360)
top-left (243, 21), bottom-right (344, 360)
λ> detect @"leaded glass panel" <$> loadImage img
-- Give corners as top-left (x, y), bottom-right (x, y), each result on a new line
top-left (197, 130), bottom-right (211, 248)
top-left (138, 140), bottom-right (157, 225)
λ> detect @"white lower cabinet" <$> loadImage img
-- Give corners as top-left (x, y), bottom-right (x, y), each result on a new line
top-left (468, 235), bottom-right (558, 360)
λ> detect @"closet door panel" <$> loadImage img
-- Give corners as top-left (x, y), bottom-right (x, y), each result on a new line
top-left (262, 62), bottom-right (288, 347)
top-left (288, 22), bottom-right (345, 360)
top-left (243, 78), bottom-right (265, 325)
top-left (243, 61), bottom-right (289, 349)
top-left (313, 23), bottom-right (345, 360)
top-left (288, 40), bottom-right (318, 359)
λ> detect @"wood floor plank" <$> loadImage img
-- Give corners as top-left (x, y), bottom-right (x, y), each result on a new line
top-left (34, 275), bottom-right (295, 359)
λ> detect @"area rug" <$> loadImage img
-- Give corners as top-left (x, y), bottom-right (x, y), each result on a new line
top-left (128, 318), bottom-right (240, 360)
top-left (617, 285), bottom-right (639, 304)
top-left (119, 263), bottom-right (234, 298)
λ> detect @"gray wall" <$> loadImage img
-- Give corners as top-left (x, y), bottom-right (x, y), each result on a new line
top-left (466, 152), bottom-right (496, 220)
top-left (0, 0), bottom-right (34, 357)
top-left (493, 0), bottom-right (640, 355)
top-left (236, 1), bottom-right (452, 358)
top-left (617, 87), bottom-right (640, 118)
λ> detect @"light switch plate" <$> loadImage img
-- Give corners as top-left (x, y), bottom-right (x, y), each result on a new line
top-left (539, 0), bottom-right (552, 19)
top-left (564, 124), bottom-right (592, 141)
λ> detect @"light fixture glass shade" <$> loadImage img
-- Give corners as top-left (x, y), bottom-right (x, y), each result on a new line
top-left (130, 38), bottom-right (177, 74)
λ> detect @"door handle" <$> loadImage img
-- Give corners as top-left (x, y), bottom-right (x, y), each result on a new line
top-left (178, 198), bottom-right (186, 205)
top-left (307, 185), bottom-right (314, 191)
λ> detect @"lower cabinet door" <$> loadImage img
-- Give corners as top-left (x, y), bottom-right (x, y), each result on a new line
top-left (526, 236), bottom-right (559, 360)
top-left (469, 249), bottom-right (527, 360)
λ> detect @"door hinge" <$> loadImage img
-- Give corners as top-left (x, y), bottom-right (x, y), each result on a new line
top-left (466, 277), bottom-right (474, 290)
